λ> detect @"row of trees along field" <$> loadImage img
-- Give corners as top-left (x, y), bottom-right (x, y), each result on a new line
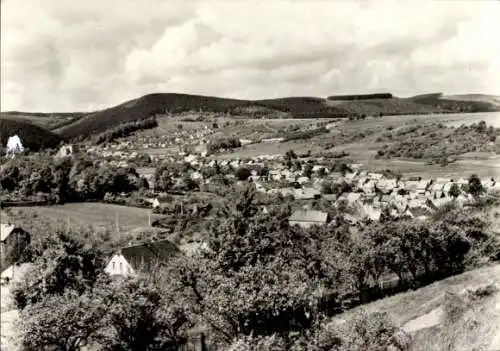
top-left (0, 155), bottom-right (148, 204)
top-left (10, 185), bottom-right (500, 350)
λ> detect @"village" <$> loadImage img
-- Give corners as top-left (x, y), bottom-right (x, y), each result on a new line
top-left (3, 0), bottom-right (500, 348)
top-left (2, 133), bottom-right (499, 285)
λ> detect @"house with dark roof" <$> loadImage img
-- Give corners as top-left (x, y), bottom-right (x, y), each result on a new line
top-left (289, 210), bottom-right (328, 229)
top-left (104, 239), bottom-right (180, 277)
top-left (1, 223), bottom-right (30, 268)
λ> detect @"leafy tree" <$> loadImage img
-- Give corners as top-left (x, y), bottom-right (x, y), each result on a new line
top-left (235, 167), bottom-right (252, 181)
top-left (0, 164), bottom-right (20, 190)
top-left (285, 149), bottom-right (297, 160)
top-left (98, 278), bottom-right (192, 351)
top-left (449, 183), bottom-right (461, 198)
top-left (303, 164), bottom-right (313, 178)
top-left (20, 288), bottom-right (109, 351)
top-left (467, 174), bottom-right (484, 197)
top-left (154, 164), bottom-right (175, 191)
top-left (12, 231), bottom-right (106, 309)
top-left (321, 182), bottom-right (334, 195)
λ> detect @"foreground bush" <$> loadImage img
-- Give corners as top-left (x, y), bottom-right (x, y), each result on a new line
top-left (228, 310), bottom-right (411, 351)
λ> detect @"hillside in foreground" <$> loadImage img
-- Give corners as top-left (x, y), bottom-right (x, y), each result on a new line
top-left (0, 118), bottom-right (63, 151)
top-left (335, 263), bottom-right (500, 351)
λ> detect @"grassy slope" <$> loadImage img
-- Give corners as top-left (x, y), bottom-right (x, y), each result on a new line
top-left (56, 93), bottom-right (349, 140)
top-left (0, 118), bottom-right (63, 151)
top-left (410, 93), bottom-right (500, 113)
top-left (442, 93), bottom-right (500, 106)
top-left (9, 203), bottom-right (161, 234)
top-left (334, 263), bottom-right (500, 350)
top-left (339, 98), bottom-right (442, 116)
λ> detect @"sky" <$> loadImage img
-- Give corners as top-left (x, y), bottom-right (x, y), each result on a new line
top-left (1, 0), bottom-right (499, 112)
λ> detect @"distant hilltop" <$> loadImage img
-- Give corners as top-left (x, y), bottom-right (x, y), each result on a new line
top-left (327, 93), bottom-right (394, 100)
top-left (1, 91), bottom-right (499, 146)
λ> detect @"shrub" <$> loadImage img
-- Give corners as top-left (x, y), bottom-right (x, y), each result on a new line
top-left (208, 137), bottom-right (241, 153)
top-left (467, 174), bottom-right (484, 197)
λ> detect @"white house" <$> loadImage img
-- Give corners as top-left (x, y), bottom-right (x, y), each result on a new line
top-left (1, 262), bottom-right (33, 285)
top-left (105, 239), bottom-right (180, 277)
top-left (57, 145), bottom-right (76, 158)
top-left (6, 135), bottom-right (24, 158)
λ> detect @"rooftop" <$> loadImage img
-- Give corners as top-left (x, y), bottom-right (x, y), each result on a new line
top-left (289, 210), bottom-right (328, 223)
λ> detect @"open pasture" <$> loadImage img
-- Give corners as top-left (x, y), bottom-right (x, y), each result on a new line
top-left (10, 203), bottom-right (159, 233)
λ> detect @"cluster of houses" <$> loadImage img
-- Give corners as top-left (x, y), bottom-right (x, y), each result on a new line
top-left (2, 163), bottom-right (498, 282)
top-left (127, 151), bottom-right (500, 228)
top-left (3, 134), bottom-right (500, 283)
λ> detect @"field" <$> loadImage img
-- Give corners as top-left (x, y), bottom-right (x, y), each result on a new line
top-left (123, 110), bottom-right (500, 178)
top-left (8, 203), bottom-right (160, 233)
top-left (209, 111), bottom-right (500, 178)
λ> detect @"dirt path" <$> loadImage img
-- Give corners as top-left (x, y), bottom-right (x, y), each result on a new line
top-left (1, 285), bottom-right (20, 351)
top-left (402, 307), bottom-right (444, 333)
top-left (489, 293), bottom-right (500, 350)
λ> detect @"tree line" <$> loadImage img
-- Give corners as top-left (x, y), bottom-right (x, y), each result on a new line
top-left (0, 155), bottom-right (148, 204)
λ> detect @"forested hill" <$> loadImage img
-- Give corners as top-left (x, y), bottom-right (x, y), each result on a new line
top-left (0, 118), bottom-right (63, 151)
top-left (3, 91), bottom-right (499, 143)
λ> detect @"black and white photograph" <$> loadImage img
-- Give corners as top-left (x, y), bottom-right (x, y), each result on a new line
top-left (1, 1), bottom-right (500, 350)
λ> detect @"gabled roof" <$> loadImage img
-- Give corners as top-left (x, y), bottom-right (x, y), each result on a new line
top-left (289, 210), bottom-right (328, 223)
top-left (1, 223), bottom-right (16, 242)
top-left (118, 239), bottom-right (180, 271)
top-left (294, 187), bottom-right (321, 200)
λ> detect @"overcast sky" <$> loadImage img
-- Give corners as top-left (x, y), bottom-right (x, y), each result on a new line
top-left (1, 0), bottom-right (499, 112)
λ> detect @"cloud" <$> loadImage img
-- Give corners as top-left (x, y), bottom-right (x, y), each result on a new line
top-left (1, 0), bottom-right (499, 112)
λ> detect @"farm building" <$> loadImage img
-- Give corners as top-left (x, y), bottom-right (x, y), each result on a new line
top-left (104, 239), bottom-right (180, 277)
top-left (1, 262), bottom-right (34, 285)
top-left (289, 210), bottom-right (328, 229)
top-left (1, 223), bottom-right (30, 268)
top-left (57, 144), bottom-right (78, 158)
top-left (144, 195), bottom-right (173, 209)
